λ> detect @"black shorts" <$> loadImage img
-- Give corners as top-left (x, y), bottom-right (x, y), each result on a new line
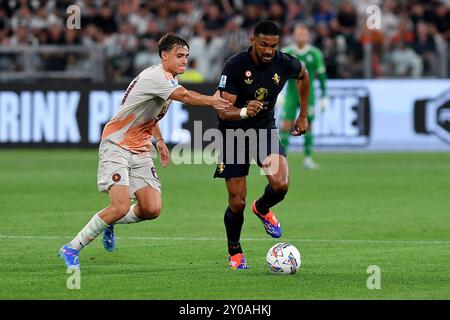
top-left (213, 127), bottom-right (286, 179)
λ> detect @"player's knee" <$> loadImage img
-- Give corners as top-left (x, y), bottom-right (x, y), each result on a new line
top-left (110, 203), bottom-right (130, 219)
top-left (138, 203), bottom-right (161, 220)
top-left (271, 179), bottom-right (289, 195)
top-left (229, 194), bottom-right (246, 213)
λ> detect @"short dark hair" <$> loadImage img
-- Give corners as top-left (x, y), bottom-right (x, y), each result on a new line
top-left (253, 20), bottom-right (281, 37)
top-left (158, 33), bottom-right (189, 57)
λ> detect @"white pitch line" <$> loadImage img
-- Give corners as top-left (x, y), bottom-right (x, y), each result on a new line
top-left (0, 234), bottom-right (449, 245)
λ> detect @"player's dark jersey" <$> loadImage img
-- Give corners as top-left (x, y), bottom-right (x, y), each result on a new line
top-left (217, 47), bottom-right (303, 129)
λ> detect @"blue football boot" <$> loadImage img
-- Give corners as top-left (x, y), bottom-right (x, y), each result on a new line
top-left (103, 224), bottom-right (115, 252)
top-left (59, 244), bottom-right (80, 269)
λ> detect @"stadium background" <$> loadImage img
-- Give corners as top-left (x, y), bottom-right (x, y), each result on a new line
top-left (0, 0), bottom-right (449, 301)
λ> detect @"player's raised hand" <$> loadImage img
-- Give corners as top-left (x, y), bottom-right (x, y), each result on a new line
top-left (246, 100), bottom-right (264, 117)
top-left (291, 116), bottom-right (309, 136)
top-left (156, 139), bottom-right (170, 167)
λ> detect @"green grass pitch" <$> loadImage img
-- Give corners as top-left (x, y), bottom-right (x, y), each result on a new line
top-left (0, 150), bottom-right (449, 299)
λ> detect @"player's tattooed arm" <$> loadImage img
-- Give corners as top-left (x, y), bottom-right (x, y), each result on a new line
top-left (292, 64), bottom-right (310, 136)
top-left (153, 123), bottom-right (170, 167)
top-left (216, 90), bottom-right (262, 120)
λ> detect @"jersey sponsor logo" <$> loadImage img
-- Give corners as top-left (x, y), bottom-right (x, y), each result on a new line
top-left (112, 173), bottom-right (121, 182)
top-left (272, 73), bottom-right (280, 85)
top-left (219, 75), bottom-right (227, 88)
top-left (255, 88), bottom-right (268, 101)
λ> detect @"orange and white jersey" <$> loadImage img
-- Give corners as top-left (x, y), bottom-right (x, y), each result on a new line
top-left (101, 64), bottom-right (181, 153)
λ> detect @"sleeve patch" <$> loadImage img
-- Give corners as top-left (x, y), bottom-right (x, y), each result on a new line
top-left (169, 79), bottom-right (179, 87)
top-left (218, 75), bottom-right (227, 88)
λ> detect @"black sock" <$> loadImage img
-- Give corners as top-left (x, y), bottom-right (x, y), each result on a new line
top-left (255, 184), bottom-right (287, 215)
top-left (224, 207), bottom-right (244, 255)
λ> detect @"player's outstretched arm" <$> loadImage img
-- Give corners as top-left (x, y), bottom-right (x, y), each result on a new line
top-left (292, 65), bottom-right (310, 136)
top-left (169, 86), bottom-right (231, 112)
top-left (216, 90), bottom-right (262, 120)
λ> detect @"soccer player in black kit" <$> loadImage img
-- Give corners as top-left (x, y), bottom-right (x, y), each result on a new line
top-left (214, 20), bottom-right (310, 269)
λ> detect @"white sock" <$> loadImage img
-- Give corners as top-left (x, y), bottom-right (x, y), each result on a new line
top-left (115, 204), bottom-right (143, 224)
top-left (69, 213), bottom-right (109, 251)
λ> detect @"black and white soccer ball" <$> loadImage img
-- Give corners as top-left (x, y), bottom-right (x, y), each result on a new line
top-left (266, 243), bottom-right (301, 275)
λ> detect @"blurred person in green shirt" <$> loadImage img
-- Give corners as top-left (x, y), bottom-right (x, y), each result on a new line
top-left (281, 24), bottom-right (328, 169)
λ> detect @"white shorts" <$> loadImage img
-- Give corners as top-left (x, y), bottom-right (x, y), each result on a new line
top-left (97, 139), bottom-right (161, 198)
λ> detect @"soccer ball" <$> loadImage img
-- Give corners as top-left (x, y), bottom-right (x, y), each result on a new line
top-left (266, 243), bottom-right (301, 275)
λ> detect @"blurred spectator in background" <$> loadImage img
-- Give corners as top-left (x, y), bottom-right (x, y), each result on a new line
top-left (43, 21), bottom-right (68, 71)
top-left (391, 15), bottom-right (414, 46)
top-left (432, 2), bottom-right (450, 41)
top-left (174, 0), bottom-right (204, 40)
top-left (140, 20), bottom-right (164, 45)
top-left (129, 2), bottom-right (152, 36)
top-left (9, 23), bottom-right (38, 46)
top-left (336, 0), bottom-right (357, 48)
top-left (133, 40), bottom-right (160, 74)
top-left (195, 2), bottom-right (227, 43)
top-left (10, 3), bottom-right (32, 30)
top-left (380, 0), bottom-right (400, 40)
top-left (285, 0), bottom-right (307, 27)
top-left (412, 21), bottom-right (438, 76)
top-left (350, 0), bottom-right (380, 17)
top-left (154, 6), bottom-right (175, 35)
top-left (30, 5), bottom-right (50, 32)
top-left (222, 17), bottom-right (250, 60)
top-left (313, 22), bottom-right (340, 78)
top-left (47, 21), bottom-right (65, 45)
top-left (0, 0), bottom-right (448, 82)
top-left (384, 39), bottom-right (423, 78)
top-left (240, 3), bottom-right (262, 30)
top-left (106, 21), bottom-right (137, 81)
top-left (313, 0), bottom-right (336, 29)
top-left (267, 1), bottom-right (287, 28)
top-left (93, 3), bottom-right (118, 35)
